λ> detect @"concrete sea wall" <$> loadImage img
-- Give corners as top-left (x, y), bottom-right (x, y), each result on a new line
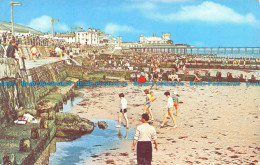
top-left (0, 57), bottom-right (94, 165)
top-left (0, 59), bottom-right (68, 129)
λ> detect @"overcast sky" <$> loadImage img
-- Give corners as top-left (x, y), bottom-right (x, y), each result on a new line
top-left (0, 0), bottom-right (259, 47)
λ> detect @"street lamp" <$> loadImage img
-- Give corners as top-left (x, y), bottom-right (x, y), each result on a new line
top-left (10, 0), bottom-right (22, 34)
top-left (51, 18), bottom-right (59, 37)
top-left (72, 27), bottom-right (82, 43)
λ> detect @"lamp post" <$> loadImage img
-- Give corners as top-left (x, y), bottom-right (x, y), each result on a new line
top-left (72, 27), bottom-right (82, 43)
top-left (10, 0), bottom-right (22, 34)
top-left (51, 18), bottom-right (59, 37)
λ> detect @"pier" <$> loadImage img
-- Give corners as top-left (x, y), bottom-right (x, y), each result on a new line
top-left (130, 46), bottom-right (260, 57)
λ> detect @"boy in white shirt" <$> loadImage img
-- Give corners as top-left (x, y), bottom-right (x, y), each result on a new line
top-left (161, 91), bottom-right (177, 128)
top-left (116, 93), bottom-right (129, 129)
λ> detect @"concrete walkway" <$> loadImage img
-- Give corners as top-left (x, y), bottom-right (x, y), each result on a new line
top-left (24, 57), bottom-right (62, 69)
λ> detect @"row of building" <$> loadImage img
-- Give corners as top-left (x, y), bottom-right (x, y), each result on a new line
top-left (0, 21), bottom-right (191, 49)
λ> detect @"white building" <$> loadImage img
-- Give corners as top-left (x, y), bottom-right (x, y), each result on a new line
top-left (139, 33), bottom-right (173, 45)
top-left (121, 42), bottom-right (142, 48)
top-left (55, 33), bottom-right (75, 43)
top-left (76, 28), bottom-right (110, 46)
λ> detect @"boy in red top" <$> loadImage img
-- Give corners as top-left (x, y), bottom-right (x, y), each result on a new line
top-left (137, 72), bottom-right (146, 83)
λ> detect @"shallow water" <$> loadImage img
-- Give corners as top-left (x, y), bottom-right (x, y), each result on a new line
top-left (48, 119), bottom-right (135, 165)
top-left (62, 96), bottom-right (83, 113)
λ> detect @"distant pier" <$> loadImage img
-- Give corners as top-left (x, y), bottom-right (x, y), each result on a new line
top-left (130, 46), bottom-right (260, 57)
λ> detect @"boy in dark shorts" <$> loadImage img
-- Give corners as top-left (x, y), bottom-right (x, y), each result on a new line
top-left (117, 93), bottom-right (129, 129)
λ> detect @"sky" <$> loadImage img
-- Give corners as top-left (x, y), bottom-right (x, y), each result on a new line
top-left (0, 0), bottom-right (259, 47)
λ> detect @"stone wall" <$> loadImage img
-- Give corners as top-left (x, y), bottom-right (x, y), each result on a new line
top-left (26, 61), bottom-right (67, 102)
top-left (0, 58), bottom-right (67, 129)
top-left (0, 58), bottom-right (20, 128)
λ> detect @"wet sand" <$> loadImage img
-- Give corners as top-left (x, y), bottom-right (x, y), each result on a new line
top-left (70, 83), bottom-right (260, 165)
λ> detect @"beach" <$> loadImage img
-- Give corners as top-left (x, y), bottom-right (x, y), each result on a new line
top-left (70, 82), bottom-right (260, 165)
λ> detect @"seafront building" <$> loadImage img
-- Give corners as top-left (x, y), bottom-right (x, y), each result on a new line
top-left (1, 20), bottom-right (258, 57)
top-left (54, 32), bottom-right (75, 43)
top-left (139, 33), bottom-right (173, 45)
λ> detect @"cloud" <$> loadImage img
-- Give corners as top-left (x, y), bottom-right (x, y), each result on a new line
top-left (125, 0), bottom-right (192, 10)
top-left (56, 23), bottom-right (69, 32)
top-left (28, 15), bottom-right (69, 33)
top-left (28, 15), bottom-right (52, 32)
top-left (104, 23), bottom-right (136, 35)
top-left (147, 1), bottom-right (258, 25)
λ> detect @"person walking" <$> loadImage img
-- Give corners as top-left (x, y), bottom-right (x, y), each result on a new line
top-left (116, 93), bottom-right (129, 129)
top-left (143, 89), bottom-right (157, 121)
top-left (132, 113), bottom-right (158, 165)
top-left (161, 91), bottom-right (177, 128)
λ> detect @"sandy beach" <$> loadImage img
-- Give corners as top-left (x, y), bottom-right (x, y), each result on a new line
top-left (69, 82), bottom-right (260, 165)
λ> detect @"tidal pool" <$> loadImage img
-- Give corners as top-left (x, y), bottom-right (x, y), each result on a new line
top-left (62, 96), bottom-right (83, 113)
top-left (48, 119), bottom-right (135, 165)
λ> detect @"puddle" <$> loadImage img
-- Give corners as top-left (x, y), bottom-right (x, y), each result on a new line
top-left (48, 119), bottom-right (135, 165)
top-left (62, 96), bottom-right (83, 113)
top-left (61, 90), bottom-right (86, 113)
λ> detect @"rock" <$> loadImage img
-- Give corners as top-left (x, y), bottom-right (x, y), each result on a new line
top-left (36, 99), bottom-right (58, 113)
top-left (98, 121), bottom-right (108, 129)
top-left (56, 122), bottom-right (94, 139)
top-left (17, 111), bottom-right (25, 117)
top-left (56, 112), bottom-right (82, 124)
top-left (26, 109), bottom-right (37, 116)
top-left (3, 153), bottom-right (16, 165)
top-left (55, 113), bottom-right (94, 139)
top-left (78, 122), bottom-right (95, 134)
top-left (31, 127), bottom-right (39, 139)
top-left (40, 119), bottom-right (48, 129)
top-left (16, 108), bottom-right (37, 117)
top-left (17, 107), bottom-right (37, 117)
top-left (19, 138), bottom-right (31, 152)
top-left (40, 113), bottom-right (49, 119)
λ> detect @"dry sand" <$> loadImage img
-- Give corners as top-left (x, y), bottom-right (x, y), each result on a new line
top-left (70, 82), bottom-right (260, 165)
